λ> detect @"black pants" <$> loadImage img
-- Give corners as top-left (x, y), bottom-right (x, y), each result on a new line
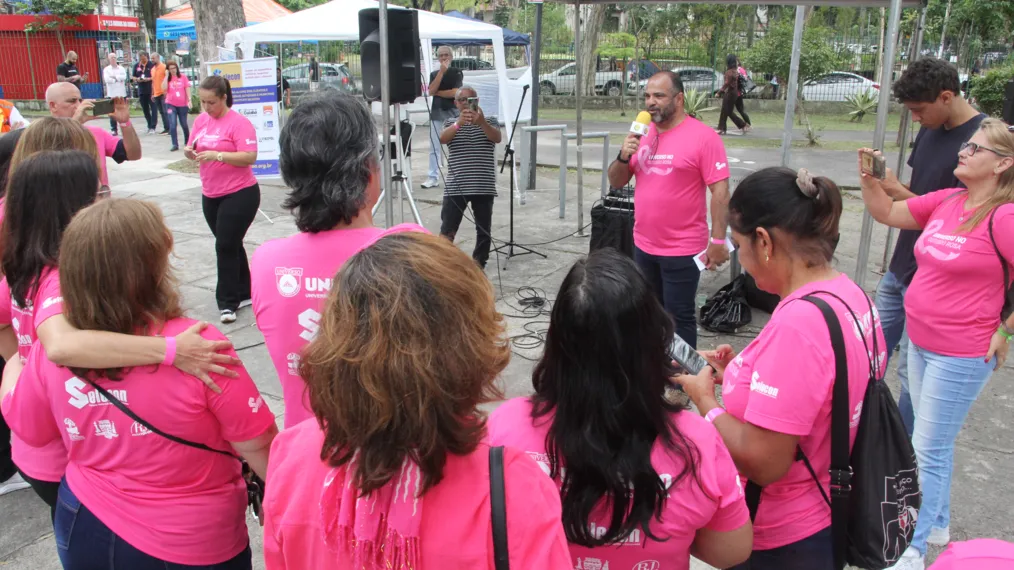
top-left (0, 357), bottom-right (13, 483)
top-left (152, 94), bottom-right (169, 131)
top-left (202, 184), bottom-right (260, 311)
top-left (20, 470), bottom-right (59, 521)
top-left (735, 95), bottom-right (752, 126)
top-left (726, 526), bottom-right (835, 570)
top-left (440, 194), bottom-right (494, 268)
top-left (634, 247), bottom-right (701, 348)
top-left (138, 93), bottom-right (153, 130)
top-left (718, 93), bottom-right (747, 133)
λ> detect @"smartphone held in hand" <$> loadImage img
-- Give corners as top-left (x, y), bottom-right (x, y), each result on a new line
top-left (668, 333), bottom-right (708, 375)
top-left (467, 97), bottom-right (478, 113)
top-left (861, 150), bottom-right (886, 179)
top-left (91, 98), bottom-right (115, 116)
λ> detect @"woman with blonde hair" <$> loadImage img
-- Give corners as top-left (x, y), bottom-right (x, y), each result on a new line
top-left (11, 116), bottom-right (105, 197)
top-left (858, 118), bottom-right (1014, 570)
top-left (263, 231), bottom-right (571, 569)
top-left (1, 198), bottom-right (277, 569)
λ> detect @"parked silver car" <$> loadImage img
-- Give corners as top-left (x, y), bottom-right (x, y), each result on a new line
top-left (632, 66), bottom-right (723, 96)
top-left (281, 62), bottom-right (358, 100)
top-left (802, 71), bottom-right (879, 102)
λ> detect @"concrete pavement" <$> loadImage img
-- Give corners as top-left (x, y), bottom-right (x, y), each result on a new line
top-left (1, 116), bottom-right (1011, 569)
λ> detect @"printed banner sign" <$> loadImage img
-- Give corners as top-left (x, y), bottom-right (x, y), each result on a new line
top-left (206, 57), bottom-right (281, 178)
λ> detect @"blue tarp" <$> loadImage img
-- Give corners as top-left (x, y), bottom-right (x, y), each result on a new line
top-left (436, 11), bottom-right (529, 46)
top-left (156, 19), bottom-right (261, 41)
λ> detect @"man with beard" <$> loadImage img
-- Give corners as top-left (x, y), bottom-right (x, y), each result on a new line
top-left (607, 71), bottom-right (731, 349)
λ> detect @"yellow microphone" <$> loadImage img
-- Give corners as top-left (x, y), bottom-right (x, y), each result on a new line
top-left (630, 111), bottom-right (652, 137)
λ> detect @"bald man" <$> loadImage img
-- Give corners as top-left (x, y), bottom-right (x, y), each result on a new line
top-left (57, 51), bottom-right (87, 86)
top-left (46, 82), bottom-right (141, 188)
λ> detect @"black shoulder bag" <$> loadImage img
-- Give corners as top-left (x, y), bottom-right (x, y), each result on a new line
top-left (490, 445), bottom-right (509, 570)
top-left (81, 378), bottom-right (266, 519)
top-left (987, 207), bottom-right (1014, 320)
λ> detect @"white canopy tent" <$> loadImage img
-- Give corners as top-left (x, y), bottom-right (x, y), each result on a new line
top-left (224, 0), bottom-right (528, 127)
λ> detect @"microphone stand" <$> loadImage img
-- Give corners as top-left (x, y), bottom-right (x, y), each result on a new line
top-left (493, 84), bottom-right (546, 269)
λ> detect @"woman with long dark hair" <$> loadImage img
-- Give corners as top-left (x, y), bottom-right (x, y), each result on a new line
top-left (185, 76), bottom-right (259, 324)
top-left (2, 198), bottom-right (277, 570)
top-left (162, 60), bottom-right (191, 152)
top-left (0, 150), bottom-right (237, 514)
top-left (717, 53), bottom-right (748, 135)
top-left (0, 128), bottom-right (25, 496)
top-left (488, 248), bottom-right (752, 570)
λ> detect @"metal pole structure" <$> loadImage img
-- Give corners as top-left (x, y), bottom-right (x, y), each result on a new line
top-left (881, 4), bottom-right (927, 272)
top-left (379, 0), bottom-right (394, 228)
top-left (574, 0), bottom-right (585, 236)
top-left (527, 2), bottom-right (543, 189)
top-left (779, 7), bottom-right (805, 167)
top-left (25, 30), bottom-right (38, 100)
top-left (855, 0), bottom-right (903, 289)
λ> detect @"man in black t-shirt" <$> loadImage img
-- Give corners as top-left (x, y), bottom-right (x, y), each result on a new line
top-left (276, 67), bottom-right (291, 107)
top-left (131, 52), bottom-right (156, 134)
top-left (56, 51), bottom-right (87, 86)
top-left (422, 45), bottom-right (463, 189)
top-left (874, 58), bottom-right (985, 437)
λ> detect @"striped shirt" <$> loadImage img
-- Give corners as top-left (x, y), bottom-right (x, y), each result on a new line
top-left (442, 116), bottom-right (500, 197)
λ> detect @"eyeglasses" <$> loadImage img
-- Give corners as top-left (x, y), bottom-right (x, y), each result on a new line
top-left (960, 142), bottom-right (1012, 158)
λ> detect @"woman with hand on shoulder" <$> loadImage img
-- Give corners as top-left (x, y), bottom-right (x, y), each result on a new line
top-left (185, 76), bottom-right (259, 324)
top-left (858, 119), bottom-right (1014, 570)
top-left (675, 167), bottom-right (886, 570)
top-left (263, 232), bottom-right (572, 569)
top-left (1, 198), bottom-right (277, 570)
top-left (0, 149), bottom-right (237, 514)
top-left (487, 248), bottom-right (752, 570)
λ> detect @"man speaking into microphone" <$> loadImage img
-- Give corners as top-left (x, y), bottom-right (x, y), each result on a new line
top-left (607, 71), bottom-right (731, 349)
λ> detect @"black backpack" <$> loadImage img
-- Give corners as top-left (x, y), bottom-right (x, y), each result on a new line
top-left (745, 290), bottom-right (920, 570)
top-left (988, 206), bottom-right (1014, 320)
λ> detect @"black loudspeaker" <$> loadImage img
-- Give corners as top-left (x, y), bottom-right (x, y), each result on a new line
top-left (1002, 79), bottom-right (1014, 124)
top-left (359, 8), bottom-right (421, 104)
top-left (590, 188), bottom-right (635, 257)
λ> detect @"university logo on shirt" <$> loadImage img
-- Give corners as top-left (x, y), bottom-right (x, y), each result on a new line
top-left (275, 267), bottom-right (303, 297)
top-left (130, 421), bottom-right (152, 437)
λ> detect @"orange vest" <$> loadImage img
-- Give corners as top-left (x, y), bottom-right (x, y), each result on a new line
top-left (0, 100), bottom-right (13, 133)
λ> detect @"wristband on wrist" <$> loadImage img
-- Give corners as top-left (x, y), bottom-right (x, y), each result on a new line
top-left (710, 237), bottom-right (726, 246)
top-left (452, 123), bottom-right (460, 131)
top-left (162, 336), bottom-right (177, 366)
top-left (1002, 322), bottom-right (1014, 336)
top-left (704, 408), bottom-right (727, 424)
top-left (616, 152), bottom-right (629, 164)
top-left (999, 326), bottom-right (1013, 343)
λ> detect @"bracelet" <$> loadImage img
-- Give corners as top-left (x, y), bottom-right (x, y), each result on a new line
top-left (999, 326), bottom-right (1014, 343)
top-left (452, 123), bottom-right (460, 131)
top-left (162, 336), bottom-right (177, 366)
top-left (118, 121), bottom-right (132, 128)
top-left (705, 408), bottom-right (727, 424)
top-left (710, 237), bottom-right (726, 246)
top-left (1002, 322), bottom-right (1014, 336)
top-left (616, 152), bottom-right (629, 164)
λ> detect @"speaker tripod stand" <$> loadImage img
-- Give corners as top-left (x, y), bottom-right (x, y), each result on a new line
top-left (493, 84), bottom-right (545, 269)
top-left (372, 103), bottom-right (422, 225)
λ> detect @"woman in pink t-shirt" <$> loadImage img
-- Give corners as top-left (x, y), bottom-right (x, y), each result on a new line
top-left (0, 150), bottom-right (243, 515)
top-left (1, 198), bottom-right (278, 570)
top-left (185, 76), bottom-right (259, 325)
top-left (858, 119), bottom-right (1014, 570)
top-left (0, 128), bottom-right (24, 496)
top-left (162, 60), bottom-right (191, 152)
top-left (487, 248), bottom-right (752, 570)
top-left (676, 167), bottom-right (887, 570)
top-left (263, 232), bottom-right (572, 570)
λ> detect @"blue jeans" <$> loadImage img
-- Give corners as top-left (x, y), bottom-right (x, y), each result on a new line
top-left (634, 247), bottom-right (701, 348)
top-left (55, 481), bottom-right (252, 569)
top-left (167, 104), bottom-right (190, 149)
top-left (427, 107), bottom-right (456, 181)
top-left (906, 343), bottom-right (995, 555)
top-left (727, 526), bottom-right (834, 570)
top-left (875, 271), bottom-right (914, 436)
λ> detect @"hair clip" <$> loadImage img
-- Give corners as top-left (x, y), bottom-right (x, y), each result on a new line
top-left (796, 168), bottom-right (818, 199)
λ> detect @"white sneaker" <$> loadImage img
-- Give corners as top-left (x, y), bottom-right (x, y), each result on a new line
top-left (238, 299), bottom-right (252, 310)
top-left (421, 178), bottom-right (440, 189)
top-left (220, 309), bottom-right (237, 324)
top-left (887, 546), bottom-right (924, 570)
top-left (0, 472), bottom-right (31, 496)
top-left (927, 526), bottom-right (950, 546)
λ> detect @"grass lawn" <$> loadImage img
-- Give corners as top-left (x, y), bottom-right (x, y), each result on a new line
top-left (539, 107), bottom-right (902, 133)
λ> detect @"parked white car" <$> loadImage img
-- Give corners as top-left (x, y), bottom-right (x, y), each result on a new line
top-left (539, 62), bottom-right (628, 96)
top-left (802, 71), bottom-right (879, 102)
top-left (631, 66), bottom-right (723, 96)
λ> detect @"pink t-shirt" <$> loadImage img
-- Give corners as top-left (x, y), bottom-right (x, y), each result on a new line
top-left (1, 317), bottom-right (275, 566)
top-left (929, 539), bottom-right (1014, 569)
top-left (189, 109), bottom-right (258, 198)
top-left (721, 273), bottom-right (887, 550)
top-left (0, 269), bottom-right (68, 481)
top-left (251, 223), bottom-right (425, 428)
top-left (262, 419), bottom-right (573, 569)
top-left (86, 124), bottom-right (119, 186)
top-left (904, 190), bottom-right (1014, 357)
top-left (165, 74), bottom-right (191, 108)
top-left (628, 117), bottom-right (730, 256)
top-left (486, 397), bottom-right (749, 570)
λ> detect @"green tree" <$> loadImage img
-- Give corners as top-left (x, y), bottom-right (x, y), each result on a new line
top-left (18, 0), bottom-right (102, 54)
top-left (744, 21), bottom-right (838, 87)
top-left (276, 0), bottom-right (330, 11)
top-left (513, 3), bottom-right (571, 48)
top-left (970, 65), bottom-right (1014, 117)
